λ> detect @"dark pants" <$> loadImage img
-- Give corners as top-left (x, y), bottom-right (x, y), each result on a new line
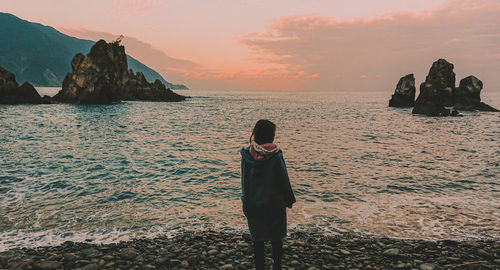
top-left (253, 239), bottom-right (283, 270)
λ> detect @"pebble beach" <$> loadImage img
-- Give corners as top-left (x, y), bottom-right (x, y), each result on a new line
top-left (1, 231), bottom-right (498, 270)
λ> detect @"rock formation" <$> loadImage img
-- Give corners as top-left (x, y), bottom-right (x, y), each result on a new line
top-left (453, 76), bottom-right (498, 112)
top-left (389, 74), bottom-right (416, 107)
top-left (53, 40), bottom-right (186, 104)
top-left (0, 66), bottom-right (49, 104)
top-left (412, 59), bottom-right (456, 116)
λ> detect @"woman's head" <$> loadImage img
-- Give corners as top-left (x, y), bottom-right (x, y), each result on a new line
top-left (250, 119), bottom-right (276, 145)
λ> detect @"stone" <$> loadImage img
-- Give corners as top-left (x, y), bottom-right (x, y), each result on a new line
top-left (207, 249), bottom-right (218, 255)
top-left (476, 248), bottom-right (494, 259)
top-left (290, 260), bottom-right (300, 266)
top-left (413, 59), bottom-right (456, 116)
top-left (180, 260), bottom-right (189, 268)
top-left (63, 252), bottom-right (78, 261)
top-left (382, 248), bottom-right (400, 257)
top-left (102, 255), bottom-right (114, 260)
top-left (80, 248), bottom-right (101, 258)
top-left (53, 39), bottom-right (186, 104)
top-left (453, 76), bottom-right (498, 111)
top-left (82, 263), bottom-right (99, 270)
top-left (340, 249), bottom-right (351, 255)
top-left (389, 74), bottom-right (416, 107)
top-left (32, 261), bottom-right (63, 270)
top-left (220, 264), bottom-right (233, 270)
top-left (419, 263), bottom-right (436, 270)
top-left (120, 247), bottom-right (138, 260)
top-left (0, 67), bottom-right (45, 104)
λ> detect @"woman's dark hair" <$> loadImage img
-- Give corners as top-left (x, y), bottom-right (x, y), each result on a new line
top-left (250, 119), bottom-right (276, 144)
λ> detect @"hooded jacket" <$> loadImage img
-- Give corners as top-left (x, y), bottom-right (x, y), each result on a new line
top-left (240, 146), bottom-right (296, 241)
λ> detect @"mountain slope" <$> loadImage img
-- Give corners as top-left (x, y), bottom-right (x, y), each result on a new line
top-left (0, 12), bottom-right (187, 89)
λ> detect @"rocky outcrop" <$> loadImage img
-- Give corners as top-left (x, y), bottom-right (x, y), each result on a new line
top-left (402, 59), bottom-right (498, 116)
top-left (53, 40), bottom-right (186, 104)
top-left (412, 59), bottom-right (456, 116)
top-left (0, 66), bottom-right (47, 104)
top-left (389, 74), bottom-right (416, 107)
top-left (453, 76), bottom-right (498, 112)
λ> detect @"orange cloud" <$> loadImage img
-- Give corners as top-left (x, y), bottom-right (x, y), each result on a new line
top-left (307, 73), bottom-right (319, 79)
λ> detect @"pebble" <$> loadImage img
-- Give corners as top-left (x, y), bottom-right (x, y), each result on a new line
top-left (120, 247), bottom-right (138, 260)
top-left (340, 249), bottom-right (351, 255)
top-left (220, 264), bottom-right (233, 270)
top-left (82, 263), bottom-right (99, 270)
top-left (80, 248), bottom-right (100, 258)
top-left (476, 248), bottom-right (493, 259)
top-left (63, 252), bottom-right (78, 261)
top-left (419, 263), bottom-right (436, 270)
top-left (102, 254), bottom-right (114, 260)
top-left (0, 231), bottom-right (497, 270)
top-left (382, 248), bottom-right (400, 257)
top-left (32, 261), bottom-right (63, 270)
top-left (207, 249), bottom-right (218, 255)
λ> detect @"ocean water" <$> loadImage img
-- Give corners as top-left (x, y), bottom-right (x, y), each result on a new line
top-left (1, 89), bottom-right (499, 251)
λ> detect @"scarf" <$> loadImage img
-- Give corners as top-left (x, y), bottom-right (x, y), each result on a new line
top-left (249, 141), bottom-right (279, 160)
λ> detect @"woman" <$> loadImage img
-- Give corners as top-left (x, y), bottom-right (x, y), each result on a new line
top-left (240, 119), bottom-right (296, 270)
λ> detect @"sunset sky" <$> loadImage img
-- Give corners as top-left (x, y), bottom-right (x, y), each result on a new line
top-left (2, 0), bottom-right (500, 91)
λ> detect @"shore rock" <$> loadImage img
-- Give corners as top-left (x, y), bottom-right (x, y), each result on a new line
top-left (412, 59), bottom-right (455, 116)
top-left (0, 67), bottom-right (45, 104)
top-left (453, 76), bottom-right (499, 111)
top-left (53, 39), bottom-right (186, 104)
top-left (389, 74), bottom-right (416, 107)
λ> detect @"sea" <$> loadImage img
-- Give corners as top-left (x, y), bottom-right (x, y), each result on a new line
top-left (0, 87), bottom-right (499, 251)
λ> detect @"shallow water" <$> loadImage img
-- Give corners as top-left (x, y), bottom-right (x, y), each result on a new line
top-left (1, 89), bottom-right (499, 251)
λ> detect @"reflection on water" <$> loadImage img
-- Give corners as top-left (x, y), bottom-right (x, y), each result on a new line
top-left (0, 90), bottom-right (499, 250)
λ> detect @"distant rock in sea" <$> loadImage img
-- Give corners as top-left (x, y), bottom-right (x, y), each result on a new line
top-left (412, 59), bottom-right (455, 116)
top-left (53, 39), bottom-right (186, 104)
top-left (389, 58), bottom-right (498, 116)
top-left (0, 66), bottom-right (52, 104)
top-left (389, 74), bottom-right (415, 107)
top-left (453, 76), bottom-right (499, 112)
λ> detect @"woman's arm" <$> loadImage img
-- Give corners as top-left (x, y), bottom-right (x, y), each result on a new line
top-left (278, 154), bottom-right (296, 208)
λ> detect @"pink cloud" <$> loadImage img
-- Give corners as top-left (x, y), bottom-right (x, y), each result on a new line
top-left (241, 0), bottom-right (500, 92)
top-left (110, 0), bottom-right (164, 20)
top-left (214, 70), bottom-right (242, 79)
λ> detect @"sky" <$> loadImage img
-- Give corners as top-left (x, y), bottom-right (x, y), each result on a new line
top-left (2, 0), bottom-right (500, 91)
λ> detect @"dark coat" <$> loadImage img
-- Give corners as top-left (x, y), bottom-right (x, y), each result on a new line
top-left (240, 147), bottom-right (296, 241)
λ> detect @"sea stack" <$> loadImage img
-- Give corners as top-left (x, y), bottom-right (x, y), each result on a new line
top-left (0, 66), bottom-right (47, 104)
top-left (389, 74), bottom-right (416, 107)
top-left (412, 59), bottom-right (455, 116)
top-left (53, 39), bottom-right (186, 104)
top-left (453, 76), bottom-right (498, 112)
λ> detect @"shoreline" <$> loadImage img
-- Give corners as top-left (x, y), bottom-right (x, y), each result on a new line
top-left (0, 231), bottom-right (498, 270)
